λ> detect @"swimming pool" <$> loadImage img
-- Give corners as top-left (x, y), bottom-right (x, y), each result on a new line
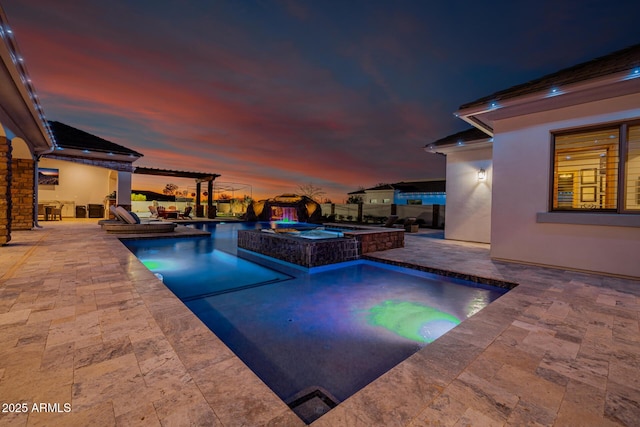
top-left (123, 222), bottom-right (507, 423)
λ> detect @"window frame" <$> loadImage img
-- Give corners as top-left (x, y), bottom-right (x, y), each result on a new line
top-left (549, 119), bottom-right (640, 215)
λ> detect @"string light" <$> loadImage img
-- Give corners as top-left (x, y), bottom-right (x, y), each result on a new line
top-left (0, 21), bottom-right (57, 146)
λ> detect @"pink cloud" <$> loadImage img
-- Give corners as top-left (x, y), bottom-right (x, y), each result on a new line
top-left (9, 3), bottom-right (446, 202)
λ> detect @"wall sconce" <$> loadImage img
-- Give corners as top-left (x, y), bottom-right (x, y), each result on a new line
top-left (477, 168), bottom-right (487, 181)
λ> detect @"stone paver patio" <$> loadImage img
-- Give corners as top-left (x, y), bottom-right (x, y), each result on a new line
top-left (0, 220), bottom-right (638, 426)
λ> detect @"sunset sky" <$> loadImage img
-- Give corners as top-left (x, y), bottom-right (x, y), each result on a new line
top-left (4, 0), bottom-right (640, 201)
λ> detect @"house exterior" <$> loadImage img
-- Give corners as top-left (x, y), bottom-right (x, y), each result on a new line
top-left (425, 128), bottom-right (492, 243)
top-left (427, 43), bottom-right (640, 278)
top-left (348, 180), bottom-right (446, 205)
top-left (0, 5), bottom-right (146, 237)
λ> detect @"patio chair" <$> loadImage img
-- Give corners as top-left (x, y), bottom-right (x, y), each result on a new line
top-left (382, 215), bottom-right (399, 228)
top-left (178, 206), bottom-right (192, 220)
top-left (404, 217), bottom-right (418, 233)
top-left (44, 202), bottom-right (64, 221)
top-left (148, 205), bottom-right (159, 218)
top-left (50, 203), bottom-right (63, 220)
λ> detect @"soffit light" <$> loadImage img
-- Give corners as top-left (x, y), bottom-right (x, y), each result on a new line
top-left (0, 22), bottom-right (57, 147)
top-left (546, 86), bottom-right (564, 97)
top-left (624, 68), bottom-right (640, 80)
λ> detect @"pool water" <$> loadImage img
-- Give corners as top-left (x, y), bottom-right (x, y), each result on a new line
top-left (124, 233), bottom-right (291, 299)
top-left (123, 222), bottom-right (507, 422)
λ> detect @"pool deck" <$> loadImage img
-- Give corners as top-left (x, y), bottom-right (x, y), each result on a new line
top-left (0, 220), bottom-right (639, 426)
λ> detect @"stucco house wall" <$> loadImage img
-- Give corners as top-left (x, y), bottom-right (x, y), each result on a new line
top-left (490, 93), bottom-right (640, 277)
top-left (444, 146), bottom-right (492, 243)
top-left (364, 189), bottom-right (395, 204)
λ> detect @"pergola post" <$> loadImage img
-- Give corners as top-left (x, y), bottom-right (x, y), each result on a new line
top-left (195, 181), bottom-right (203, 217)
top-left (207, 180), bottom-right (215, 218)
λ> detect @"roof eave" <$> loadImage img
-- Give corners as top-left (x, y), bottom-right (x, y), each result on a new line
top-left (46, 147), bottom-right (141, 163)
top-left (426, 138), bottom-right (493, 155)
top-left (456, 69), bottom-right (640, 133)
top-left (0, 8), bottom-right (53, 154)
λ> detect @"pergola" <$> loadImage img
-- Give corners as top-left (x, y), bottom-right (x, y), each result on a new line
top-left (133, 166), bottom-right (221, 218)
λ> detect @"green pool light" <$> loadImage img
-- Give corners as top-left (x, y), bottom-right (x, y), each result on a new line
top-left (367, 300), bottom-right (460, 343)
top-left (142, 260), bottom-right (163, 270)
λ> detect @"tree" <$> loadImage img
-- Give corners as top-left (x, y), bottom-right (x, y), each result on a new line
top-left (242, 195), bottom-right (253, 206)
top-left (346, 195), bottom-right (363, 204)
top-left (163, 183), bottom-right (179, 195)
top-left (297, 183), bottom-right (326, 201)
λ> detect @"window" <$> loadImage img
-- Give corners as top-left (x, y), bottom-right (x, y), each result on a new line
top-left (626, 125), bottom-right (640, 209)
top-left (552, 122), bottom-right (640, 212)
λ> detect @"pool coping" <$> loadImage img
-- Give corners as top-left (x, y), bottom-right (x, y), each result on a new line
top-left (362, 255), bottom-right (519, 291)
top-left (2, 221), bottom-right (639, 426)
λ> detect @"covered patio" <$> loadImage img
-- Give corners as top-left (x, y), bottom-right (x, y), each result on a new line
top-left (133, 167), bottom-right (221, 219)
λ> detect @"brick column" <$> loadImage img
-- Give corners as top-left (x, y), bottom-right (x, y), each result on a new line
top-left (0, 136), bottom-right (12, 244)
top-left (11, 159), bottom-right (35, 230)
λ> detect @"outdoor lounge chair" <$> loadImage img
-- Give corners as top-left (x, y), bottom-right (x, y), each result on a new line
top-left (383, 215), bottom-right (399, 228)
top-left (178, 206), bottom-right (192, 219)
top-left (101, 206), bottom-right (176, 233)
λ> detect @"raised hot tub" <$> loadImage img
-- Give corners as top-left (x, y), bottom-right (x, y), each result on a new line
top-left (237, 225), bottom-right (404, 268)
